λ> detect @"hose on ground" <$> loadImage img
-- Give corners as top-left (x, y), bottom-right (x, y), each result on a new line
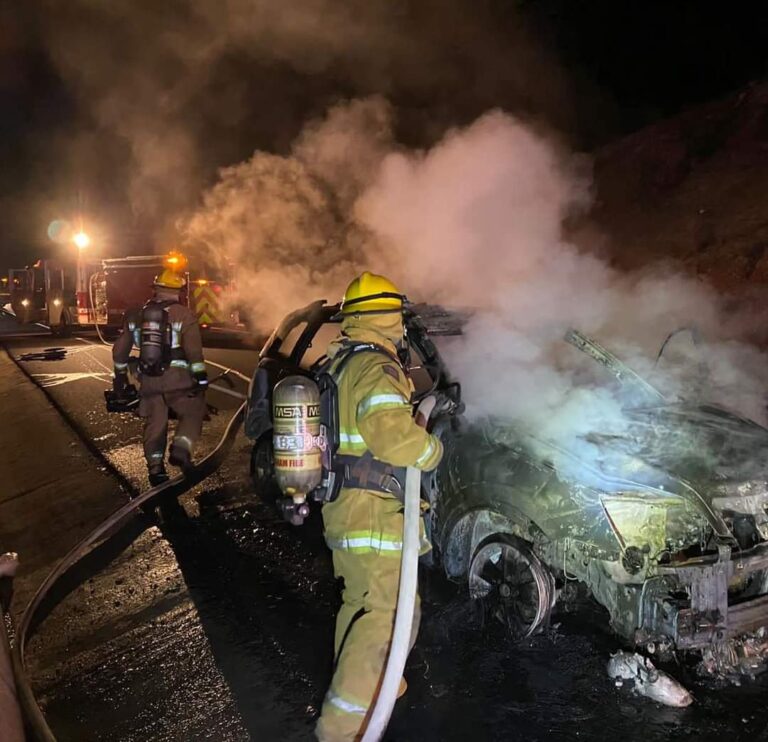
top-left (10, 401), bottom-right (246, 742)
top-left (361, 395), bottom-right (437, 742)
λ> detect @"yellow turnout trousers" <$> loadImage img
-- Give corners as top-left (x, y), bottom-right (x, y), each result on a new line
top-left (316, 487), bottom-right (427, 742)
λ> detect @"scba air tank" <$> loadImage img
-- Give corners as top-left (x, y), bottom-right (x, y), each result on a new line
top-left (272, 376), bottom-right (324, 505)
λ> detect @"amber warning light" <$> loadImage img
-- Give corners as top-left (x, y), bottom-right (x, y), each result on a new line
top-left (163, 251), bottom-right (188, 272)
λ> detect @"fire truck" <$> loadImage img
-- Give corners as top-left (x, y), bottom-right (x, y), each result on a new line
top-left (9, 259), bottom-right (78, 335)
top-left (8, 252), bottom-right (235, 336)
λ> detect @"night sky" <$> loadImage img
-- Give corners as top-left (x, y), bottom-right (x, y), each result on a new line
top-left (1, 0), bottom-right (766, 271)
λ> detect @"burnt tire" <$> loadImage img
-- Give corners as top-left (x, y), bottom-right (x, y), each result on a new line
top-left (250, 435), bottom-right (280, 504)
top-left (468, 533), bottom-right (555, 641)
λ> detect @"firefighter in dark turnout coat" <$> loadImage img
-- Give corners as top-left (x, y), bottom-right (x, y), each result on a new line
top-left (112, 269), bottom-right (208, 485)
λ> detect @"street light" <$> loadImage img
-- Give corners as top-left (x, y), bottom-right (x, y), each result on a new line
top-left (72, 228), bottom-right (91, 324)
top-left (73, 231), bottom-right (91, 250)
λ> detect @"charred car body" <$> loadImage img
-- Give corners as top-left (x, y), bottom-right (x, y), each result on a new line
top-left (246, 301), bottom-right (768, 680)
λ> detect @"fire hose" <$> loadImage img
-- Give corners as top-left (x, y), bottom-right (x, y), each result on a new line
top-left (361, 395), bottom-right (437, 742)
top-left (8, 386), bottom-right (433, 739)
top-left (7, 402), bottom-right (246, 741)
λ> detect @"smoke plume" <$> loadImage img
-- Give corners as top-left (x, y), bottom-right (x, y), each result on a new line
top-left (31, 0), bottom-right (594, 243)
top-left (187, 98), bottom-right (768, 481)
top-left (33, 0), bottom-right (767, 477)
top-left (356, 111), bottom-right (768, 475)
top-left (184, 97), bottom-right (394, 324)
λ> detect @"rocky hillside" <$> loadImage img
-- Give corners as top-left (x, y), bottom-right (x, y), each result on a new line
top-left (587, 81), bottom-right (768, 293)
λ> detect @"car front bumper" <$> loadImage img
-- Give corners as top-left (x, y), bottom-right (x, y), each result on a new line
top-left (641, 542), bottom-right (768, 649)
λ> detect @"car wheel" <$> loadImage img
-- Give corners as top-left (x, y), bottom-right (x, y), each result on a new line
top-left (250, 435), bottom-right (280, 503)
top-left (468, 534), bottom-right (555, 641)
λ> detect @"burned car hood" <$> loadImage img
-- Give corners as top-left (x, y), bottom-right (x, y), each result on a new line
top-left (559, 329), bottom-right (768, 506)
top-left (486, 403), bottom-right (768, 497)
top-left (479, 402), bottom-right (768, 549)
top-left (478, 329), bottom-right (768, 540)
top-left (568, 402), bottom-right (768, 510)
top-left (614, 404), bottom-right (768, 483)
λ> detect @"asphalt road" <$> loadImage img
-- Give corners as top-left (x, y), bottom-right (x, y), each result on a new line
top-left (2, 321), bottom-right (331, 741)
top-left (3, 317), bottom-right (768, 742)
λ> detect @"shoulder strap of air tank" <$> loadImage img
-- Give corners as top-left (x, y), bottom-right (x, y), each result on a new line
top-left (142, 299), bottom-right (176, 311)
top-left (330, 341), bottom-right (401, 379)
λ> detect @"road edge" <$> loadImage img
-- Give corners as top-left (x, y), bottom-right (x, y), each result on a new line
top-left (2, 343), bottom-right (139, 499)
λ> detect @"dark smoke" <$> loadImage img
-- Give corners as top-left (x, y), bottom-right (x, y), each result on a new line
top-left (23, 0), bottom-right (602, 247)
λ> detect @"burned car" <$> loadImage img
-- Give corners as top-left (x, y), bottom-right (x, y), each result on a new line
top-left (246, 300), bottom-right (768, 682)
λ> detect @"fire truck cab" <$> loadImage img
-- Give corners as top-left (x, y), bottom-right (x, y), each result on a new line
top-left (9, 260), bottom-right (79, 335)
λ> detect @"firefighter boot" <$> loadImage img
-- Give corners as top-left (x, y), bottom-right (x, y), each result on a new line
top-left (169, 436), bottom-right (193, 473)
top-left (148, 463), bottom-right (169, 488)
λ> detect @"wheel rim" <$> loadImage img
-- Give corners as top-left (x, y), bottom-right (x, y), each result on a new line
top-left (468, 537), bottom-right (554, 640)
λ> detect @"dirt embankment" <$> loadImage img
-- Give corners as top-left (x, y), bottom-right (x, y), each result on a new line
top-left (582, 81), bottom-right (768, 295)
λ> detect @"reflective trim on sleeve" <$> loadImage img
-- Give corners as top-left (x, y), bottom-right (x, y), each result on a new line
top-left (190, 361), bottom-right (206, 373)
top-left (357, 393), bottom-right (410, 419)
top-left (114, 362), bottom-right (128, 371)
top-left (415, 437), bottom-right (437, 467)
top-left (326, 690), bottom-right (368, 716)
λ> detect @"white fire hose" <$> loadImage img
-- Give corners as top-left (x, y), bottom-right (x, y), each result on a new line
top-left (361, 395), bottom-right (437, 742)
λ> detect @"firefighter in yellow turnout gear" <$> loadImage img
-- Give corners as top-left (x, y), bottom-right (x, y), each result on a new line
top-left (316, 273), bottom-right (443, 742)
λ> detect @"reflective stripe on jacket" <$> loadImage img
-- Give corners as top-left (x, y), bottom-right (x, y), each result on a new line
top-left (112, 299), bottom-right (206, 393)
top-left (112, 304), bottom-right (205, 373)
top-left (321, 324), bottom-right (442, 557)
top-left (328, 327), bottom-right (443, 470)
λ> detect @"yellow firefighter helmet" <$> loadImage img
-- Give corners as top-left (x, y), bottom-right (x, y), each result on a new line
top-left (154, 268), bottom-right (186, 290)
top-left (340, 271), bottom-right (405, 315)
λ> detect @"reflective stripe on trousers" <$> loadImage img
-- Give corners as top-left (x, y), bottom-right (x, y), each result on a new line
top-left (325, 530), bottom-right (403, 555)
top-left (325, 689), bottom-right (368, 716)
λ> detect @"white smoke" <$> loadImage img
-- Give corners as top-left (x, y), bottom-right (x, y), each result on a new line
top-left (186, 99), bottom-right (768, 478)
top-left (184, 97), bottom-right (394, 325)
top-left (357, 110), bottom-right (768, 475)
